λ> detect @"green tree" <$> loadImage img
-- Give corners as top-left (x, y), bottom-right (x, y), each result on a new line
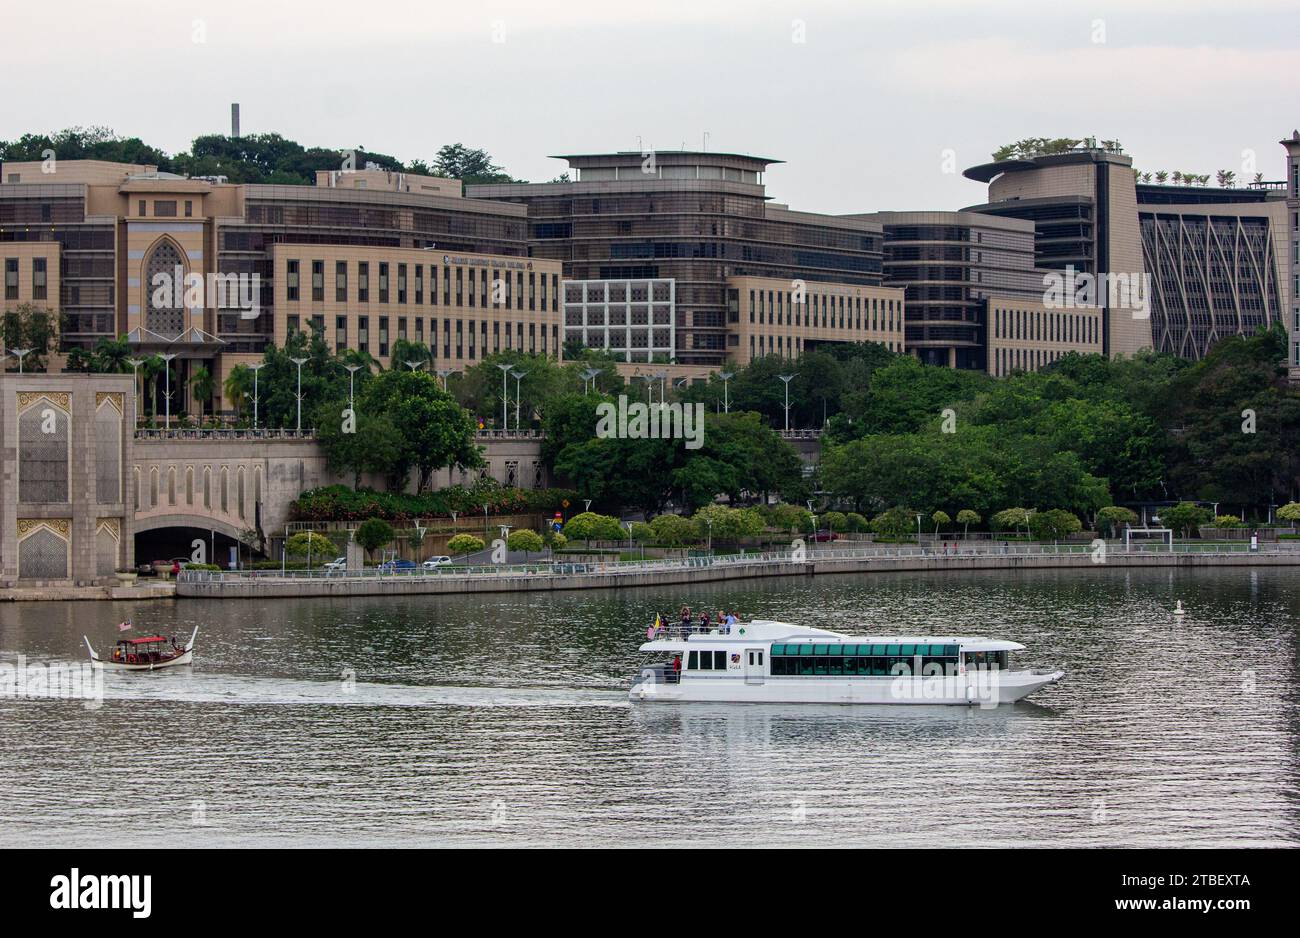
top-left (871, 507), bottom-right (916, 539)
top-left (285, 531), bottom-right (336, 565)
top-left (359, 369), bottom-right (481, 489)
top-left (956, 509), bottom-right (980, 537)
top-left (822, 511), bottom-right (849, 533)
top-left (314, 399), bottom-right (404, 487)
top-left (1029, 509), bottom-right (1082, 540)
top-left (2, 304), bottom-right (60, 371)
top-left (431, 143), bottom-right (519, 184)
top-left (562, 511), bottom-right (623, 545)
top-left (1277, 502), bottom-right (1300, 524)
top-left (931, 510), bottom-right (951, 534)
top-left (1096, 506), bottom-right (1138, 538)
top-left (1158, 502), bottom-right (1212, 537)
top-left (650, 513), bottom-right (699, 548)
top-left (506, 528), bottom-right (544, 560)
top-left (447, 533), bottom-right (485, 562)
top-left (189, 365), bottom-right (214, 417)
top-left (355, 517), bottom-right (395, 560)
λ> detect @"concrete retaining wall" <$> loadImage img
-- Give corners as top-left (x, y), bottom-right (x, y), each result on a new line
top-left (176, 549), bottom-right (1300, 600)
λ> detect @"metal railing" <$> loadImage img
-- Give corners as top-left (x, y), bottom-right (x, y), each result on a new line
top-left (177, 540), bottom-right (1300, 585)
top-left (135, 428), bottom-right (316, 441)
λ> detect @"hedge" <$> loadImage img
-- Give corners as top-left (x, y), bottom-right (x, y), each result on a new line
top-left (290, 480), bottom-right (579, 523)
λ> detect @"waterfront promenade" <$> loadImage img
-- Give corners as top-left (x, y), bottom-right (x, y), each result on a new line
top-left (175, 542), bottom-right (1300, 599)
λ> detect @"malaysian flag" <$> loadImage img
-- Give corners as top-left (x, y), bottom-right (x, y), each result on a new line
top-left (117, 618), bottom-right (133, 632)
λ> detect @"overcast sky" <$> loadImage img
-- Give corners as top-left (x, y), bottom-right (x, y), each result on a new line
top-left (3, 0), bottom-right (1297, 213)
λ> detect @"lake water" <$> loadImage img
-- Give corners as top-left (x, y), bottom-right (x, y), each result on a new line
top-left (1, 566), bottom-right (1297, 847)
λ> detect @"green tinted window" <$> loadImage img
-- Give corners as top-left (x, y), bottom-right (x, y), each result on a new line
top-left (771, 645), bottom-right (785, 656)
top-left (946, 645), bottom-right (959, 656)
top-left (900, 644), bottom-right (915, 655)
top-left (885, 645), bottom-right (900, 655)
top-left (872, 644), bottom-right (887, 655)
top-left (799, 644), bottom-right (814, 655)
top-left (829, 645), bottom-right (843, 656)
top-left (915, 644), bottom-right (930, 656)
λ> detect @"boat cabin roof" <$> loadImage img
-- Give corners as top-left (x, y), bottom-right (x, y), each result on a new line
top-left (640, 619), bottom-right (1024, 654)
top-left (118, 635), bottom-right (169, 645)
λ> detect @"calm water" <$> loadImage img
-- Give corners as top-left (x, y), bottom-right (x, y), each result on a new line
top-left (1, 567), bottom-right (1297, 847)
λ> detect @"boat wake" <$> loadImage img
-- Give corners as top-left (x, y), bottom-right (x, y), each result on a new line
top-left (93, 671), bottom-right (629, 710)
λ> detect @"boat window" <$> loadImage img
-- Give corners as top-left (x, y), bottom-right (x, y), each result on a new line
top-left (698, 651), bottom-right (712, 670)
top-left (769, 645), bottom-right (960, 678)
top-left (688, 651), bottom-right (699, 670)
top-left (713, 651), bottom-right (726, 670)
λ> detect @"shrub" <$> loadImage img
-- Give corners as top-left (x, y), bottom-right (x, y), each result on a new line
top-left (1096, 506), bottom-right (1138, 538)
top-left (289, 481), bottom-right (580, 523)
top-left (1277, 502), bottom-right (1300, 524)
top-left (991, 507), bottom-right (1034, 533)
top-left (845, 512), bottom-right (869, 533)
top-left (629, 521), bottom-right (654, 542)
top-left (1212, 514), bottom-right (1242, 527)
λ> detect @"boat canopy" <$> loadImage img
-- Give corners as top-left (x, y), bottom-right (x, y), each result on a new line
top-left (119, 635), bottom-right (169, 645)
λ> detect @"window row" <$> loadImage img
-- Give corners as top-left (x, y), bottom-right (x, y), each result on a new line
top-left (286, 314), bottom-right (558, 360)
top-left (284, 259), bottom-right (558, 313)
top-left (3, 256), bottom-right (48, 301)
top-left (771, 656), bottom-right (959, 676)
top-left (748, 288), bottom-right (900, 332)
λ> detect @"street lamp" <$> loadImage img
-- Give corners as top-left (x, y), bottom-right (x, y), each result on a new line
top-left (160, 352), bottom-right (178, 430)
top-left (404, 360), bottom-right (424, 372)
top-left (9, 347), bottom-right (32, 373)
top-left (249, 362), bottom-right (265, 430)
top-left (778, 373), bottom-right (798, 432)
top-left (495, 362), bottom-right (513, 430)
top-left (717, 370), bottom-right (733, 413)
top-left (127, 357), bottom-right (145, 420)
top-left (290, 356), bottom-right (308, 432)
top-left (639, 374), bottom-right (655, 405)
top-left (584, 499), bottom-right (593, 513)
top-left (579, 367), bottom-right (601, 395)
top-left (510, 369), bottom-right (527, 429)
top-left (435, 368), bottom-right (456, 391)
top-left (653, 371), bottom-right (667, 405)
top-left (705, 517), bottom-right (713, 556)
top-left (344, 363), bottom-right (362, 406)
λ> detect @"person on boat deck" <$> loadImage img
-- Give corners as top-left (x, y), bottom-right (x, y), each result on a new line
top-left (699, 611), bottom-right (711, 631)
top-left (679, 606), bottom-right (692, 632)
top-left (672, 655), bottom-right (682, 681)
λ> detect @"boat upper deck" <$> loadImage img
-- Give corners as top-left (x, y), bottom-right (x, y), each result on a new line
top-left (639, 619), bottom-right (1025, 654)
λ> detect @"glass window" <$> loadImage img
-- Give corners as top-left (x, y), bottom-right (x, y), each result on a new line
top-left (714, 651), bottom-right (725, 670)
top-left (687, 651), bottom-right (698, 670)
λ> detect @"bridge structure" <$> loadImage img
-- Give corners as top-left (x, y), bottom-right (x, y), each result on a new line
top-left (129, 428), bottom-right (554, 562)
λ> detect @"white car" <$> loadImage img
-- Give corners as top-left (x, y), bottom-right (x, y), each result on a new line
top-left (422, 556), bottom-right (452, 569)
top-left (323, 557), bottom-right (347, 571)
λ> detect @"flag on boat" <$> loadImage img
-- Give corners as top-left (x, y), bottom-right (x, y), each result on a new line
top-left (117, 619), bottom-right (133, 632)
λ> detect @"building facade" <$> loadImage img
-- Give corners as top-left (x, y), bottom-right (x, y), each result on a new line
top-left (0, 373), bottom-right (135, 586)
top-left (0, 160), bottom-right (561, 412)
top-left (1281, 131), bottom-right (1300, 379)
top-left (963, 144), bottom-right (1292, 363)
top-left (467, 151), bottom-right (892, 368)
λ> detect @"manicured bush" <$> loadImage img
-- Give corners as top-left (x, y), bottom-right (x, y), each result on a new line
top-left (1028, 508), bottom-right (1082, 540)
top-left (447, 533), bottom-right (485, 560)
top-left (845, 512), bottom-right (869, 533)
top-left (289, 480), bottom-right (580, 523)
top-left (285, 531), bottom-right (336, 557)
top-left (821, 511), bottom-right (848, 533)
top-left (355, 517), bottom-right (395, 559)
top-left (507, 529), bottom-right (544, 558)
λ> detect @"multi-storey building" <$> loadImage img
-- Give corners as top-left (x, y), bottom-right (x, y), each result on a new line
top-left (856, 211), bottom-right (1044, 371)
top-left (1281, 130), bottom-right (1300, 379)
top-left (467, 151), bottom-right (894, 371)
top-left (0, 160), bottom-right (562, 412)
top-left (963, 144), bottom-right (1292, 362)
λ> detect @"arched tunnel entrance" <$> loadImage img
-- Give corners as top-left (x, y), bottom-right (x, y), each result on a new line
top-left (134, 525), bottom-right (251, 569)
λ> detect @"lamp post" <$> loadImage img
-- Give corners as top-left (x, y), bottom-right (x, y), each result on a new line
top-left (483, 503), bottom-right (490, 542)
top-left (289, 357), bottom-right (308, 432)
top-left (639, 374), bottom-right (655, 405)
top-left (9, 348), bottom-right (32, 373)
top-left (717, 370), bottom-right (733, 413)
top-left (510, 369), bottom-right (527, 429)
top-left (705, 517), bottom-right (713, 556)
top-left (160, 352), bottom-right (178, 429)
top-left (495, 362), bottom-right (512, 430)
top-left (435, 368), bottom-right (455, 391)
top-left (584, 499), bottom-right (593, 513)
top-left (344, 363), bottom-right (361, 406)
top-left (405, 360), bottom-right (424, 372)
top-left (579, 367), bottom-right (601, 395)
top-left (249, 362), bottom-right (265, 430)
top-left (653, 371), bottom-right (667, 406)
top-left (127, 357), bottom-right (145, 420)
top-left (778, 373), bottom-right (798, 432)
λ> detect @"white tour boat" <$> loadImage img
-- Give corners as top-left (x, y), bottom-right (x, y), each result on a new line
top-left (629, 619), bottom-right (1064, 705)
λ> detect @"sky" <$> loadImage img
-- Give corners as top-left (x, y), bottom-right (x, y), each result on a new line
top-left (2, 0), bottom-right (1297, 214)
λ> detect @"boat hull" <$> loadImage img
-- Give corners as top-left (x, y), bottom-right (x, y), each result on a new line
top-left (629, 669), bottom-right (1065, 706)
top-left (90, 650), bottom-right (193, 671)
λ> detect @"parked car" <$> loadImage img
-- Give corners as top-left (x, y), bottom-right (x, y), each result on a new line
top-left (422, 556), bottom-right (452, 569)
top-left (812, 530), bottom-right (838, 542)
top-left (323, 557), bottom-right (347, 571)
top-left (377, 558), bottom-right (417, 573)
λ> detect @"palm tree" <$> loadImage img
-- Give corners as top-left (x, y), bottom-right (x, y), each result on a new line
top-left (190, 365), bottom-right (214, 418)
top-left (1155, 170), bottom-right (1169, 184)
top-left (1171, 171), bottom-right (1183, 185)
top-left (224, 364), bottom-right (253, 421)
top-left (92, 336), bottom-right (132, 373)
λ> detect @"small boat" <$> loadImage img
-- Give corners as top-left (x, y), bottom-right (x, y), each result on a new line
top-left (629, 619), bottom-right (1064, 705)
top-left (85, 627), bottom-right (198, 671)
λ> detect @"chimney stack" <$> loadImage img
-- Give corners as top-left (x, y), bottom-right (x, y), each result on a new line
top-left (231, 103), bottom-right (240, 138)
